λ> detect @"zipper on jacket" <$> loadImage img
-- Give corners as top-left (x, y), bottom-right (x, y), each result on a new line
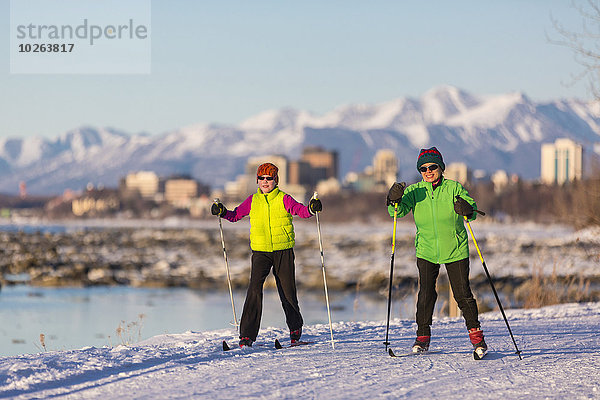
top-left (430, 183), bottom-right (441, 264)
top-left (265, 194), bottom-right (272, 250)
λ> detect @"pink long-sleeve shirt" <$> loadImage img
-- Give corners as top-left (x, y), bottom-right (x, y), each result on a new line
top-left (222, 192), bottom-right (313, 222)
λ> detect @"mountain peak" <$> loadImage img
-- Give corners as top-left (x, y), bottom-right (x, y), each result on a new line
top-left (238, 107), bottom-right (310, 132)
top-left (420, 85), bottom-right (482, 123)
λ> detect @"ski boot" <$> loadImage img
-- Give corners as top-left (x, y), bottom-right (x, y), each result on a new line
top-left (469, 328), bottom-right (487, 359)
top-left (412, 336), bottom-right (430, 353)
top-left (290, 328), bottom-right (302, 344)
top-left (239, 337), bottom-right (253, 348)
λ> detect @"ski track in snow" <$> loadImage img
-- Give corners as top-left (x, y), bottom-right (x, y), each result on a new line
top-left (0, 302), bottom-right (599, 399)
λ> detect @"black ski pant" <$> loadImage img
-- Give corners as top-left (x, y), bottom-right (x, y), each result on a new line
top-left (239, 248), bottom-right (303, 341)
top-left (415, 257), bottom-right (480, 336)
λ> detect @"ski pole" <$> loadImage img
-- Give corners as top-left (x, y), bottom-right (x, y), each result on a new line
top-left (464, 216), bottom-right (522, 360)
top-left (215, 198), bottom-right (239, 330)
top-left (312, 192), bottom-right (335, 350)
top-left (383, 203), bottom-right (399, 351)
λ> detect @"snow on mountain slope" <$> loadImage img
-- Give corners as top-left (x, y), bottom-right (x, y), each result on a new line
top-left (1, 86), bottom-right (600, 195)
top-left (421, 85), bottom-right (482, 123)
top-left (0, 136), bottom-right (46, 167)
top-left (445, 92), bottom-right (527, 130)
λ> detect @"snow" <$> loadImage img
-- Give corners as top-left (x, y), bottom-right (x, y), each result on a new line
top-left (0, 301), bottom-right (599, 399)
top-left (0, 136), bottom-right (44, 167)
top-left (421, 85), bottom-right (474, 123)
top-left (400, 124), bottom-right (430, 148)
top-left (238, 108), bottom-right (311, 133)
top-left (445, 91), bottom-right (523, 129)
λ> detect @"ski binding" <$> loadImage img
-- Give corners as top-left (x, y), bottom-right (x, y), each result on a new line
top-left (274, 339), bottom-right (313, 349)
top-left (388, 348), bottom-right (439, 357)
top-left (473, 347), bottom-right (488, 360)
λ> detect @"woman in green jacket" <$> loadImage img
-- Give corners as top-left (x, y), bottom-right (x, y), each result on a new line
top-left (387, 147), bottom-right (487, 355)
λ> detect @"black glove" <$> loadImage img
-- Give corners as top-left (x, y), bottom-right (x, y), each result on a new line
top-left (454, 196), bottom-right (473, 217)
top-left (211, 202), bottom-right (227, 217)
top-left (309, 198), bottom-right (322, 214)
top-left (454, 195), bottom-right (486, 217)
top-left (386, 182), bottom-right (406, 206)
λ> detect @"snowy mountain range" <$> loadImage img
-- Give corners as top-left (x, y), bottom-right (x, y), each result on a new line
top-left (2, 85), bottom-right (600, 195)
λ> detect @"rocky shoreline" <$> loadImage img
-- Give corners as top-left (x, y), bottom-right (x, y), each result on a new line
top-left (1, 221), bottom-right (599, 306)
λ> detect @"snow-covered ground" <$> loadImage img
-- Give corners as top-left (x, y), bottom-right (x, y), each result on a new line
top-left (1, 302), bottom-right (599, 399)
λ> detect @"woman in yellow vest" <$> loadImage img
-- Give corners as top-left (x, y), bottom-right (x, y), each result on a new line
top-left (212, 162), bottom-right (322, 347)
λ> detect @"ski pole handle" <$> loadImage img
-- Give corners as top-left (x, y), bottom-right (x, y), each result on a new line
top-left (310, 192), bottom-right (322, 215)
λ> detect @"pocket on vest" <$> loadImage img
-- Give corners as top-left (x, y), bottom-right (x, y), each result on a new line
top-left (282, 225), bottom-right (293, 241)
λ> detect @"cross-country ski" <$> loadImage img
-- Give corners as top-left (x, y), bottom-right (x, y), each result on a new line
top-left (388, 348), bottom-right (442, 358)
top-left (274, 339), bottom-right (314, 349)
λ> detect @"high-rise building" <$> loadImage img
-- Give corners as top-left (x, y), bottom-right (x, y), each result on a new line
top-left (125, 171), bottom-right (159, 198)
top-left (288, 160), bottom-right (312, 185)
top-left (444, 162), bottom-right (469, 185)
top-left (300, 147), bottom-right (338, 184)
top-left (165, 178), bottom-right (198, 207)
top-left (372, 150), bottom-right (398, 187)
top-left (491, 170), bottom-right (509, 193)
top-left (541, 138), bottom-right (583, 184)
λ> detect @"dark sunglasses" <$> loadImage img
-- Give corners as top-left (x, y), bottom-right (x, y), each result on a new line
top-left (257, 176), bottom-right (274, 181)
top-left (419, 164), bottom-right (439, 173)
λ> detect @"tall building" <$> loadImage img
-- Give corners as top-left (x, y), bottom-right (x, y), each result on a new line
top-left (344, 150), bottom-right (398, 192)
top-left (541, 138), bottom-right (583, 184)
top-left (288, 160), bottom-right (312, 185)
top-left (491, 170), bottom-right (509, 193)
top-left (165, 178), bottom-right (198, 207)
top-left (444, 162), bottom-right (470, 185)
top-left (300, 147), bottom-right (338, 184)
top-left (372, 150), bottom-right (398, 188)
top-left (125, 171), bottom-right (159, 198)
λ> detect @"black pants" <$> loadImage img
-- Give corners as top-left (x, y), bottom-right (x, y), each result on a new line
top-left (239, 248), bottom-right (303, 341)
top-left (416, 257), bottom-right (480, 336)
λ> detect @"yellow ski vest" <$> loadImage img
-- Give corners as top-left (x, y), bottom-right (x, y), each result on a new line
top-left (249, 188), bottom-right (295, 252)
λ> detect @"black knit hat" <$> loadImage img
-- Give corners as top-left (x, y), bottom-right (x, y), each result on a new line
top-left (416, 147), bottom-right (445, 171)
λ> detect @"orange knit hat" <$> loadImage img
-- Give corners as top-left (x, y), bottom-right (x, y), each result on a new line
top-left (256, 162), bottom-right (279, 184)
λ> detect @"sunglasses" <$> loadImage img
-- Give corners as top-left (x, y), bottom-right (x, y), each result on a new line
top-left (257, 176), bottom-right (274, 181)
top-left (419, 164), bottom-right (439, 173)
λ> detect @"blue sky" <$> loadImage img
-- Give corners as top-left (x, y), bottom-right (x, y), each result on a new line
top-left (0, 0), bottom-right (592, 138)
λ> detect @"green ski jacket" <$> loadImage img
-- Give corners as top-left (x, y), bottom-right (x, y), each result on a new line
top-left (388, 177), bottom-right (477, 264)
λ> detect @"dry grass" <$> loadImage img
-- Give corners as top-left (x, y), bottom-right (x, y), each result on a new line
top-left (516, 263), bottom-right (593, 309)
top-left (39, 333), bottom-right (46, 352)
top-left (114, 314), bottom-right (146, 346)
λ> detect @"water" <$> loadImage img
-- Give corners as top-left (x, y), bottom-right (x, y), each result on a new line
top-left (0, 285), bottom-right (418, 357)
